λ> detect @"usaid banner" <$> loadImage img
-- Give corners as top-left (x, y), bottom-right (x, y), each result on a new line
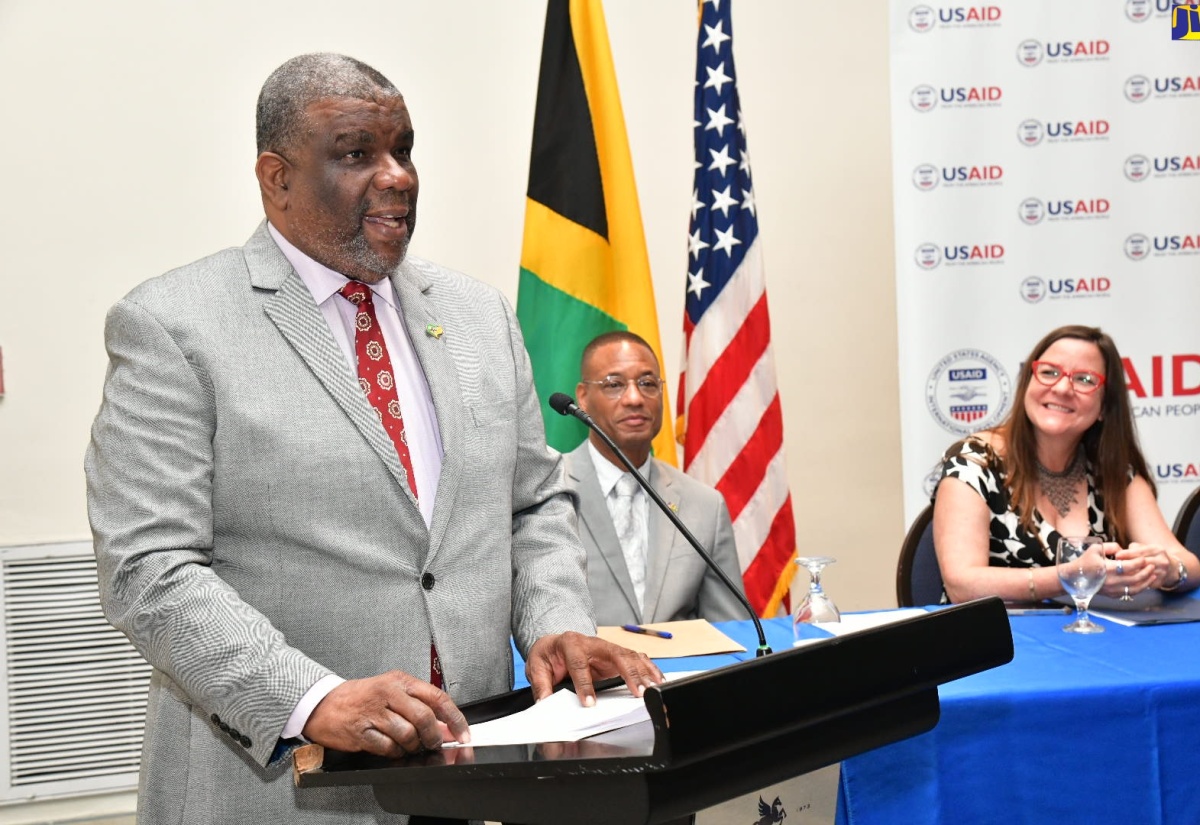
top-left (892, 0), bottom-right (1200, 528)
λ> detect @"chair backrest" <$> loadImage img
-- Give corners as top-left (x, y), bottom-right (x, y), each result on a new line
top-left (1172, 485), bottom-right (1200, 556)
top-left (896, 504), bottom-right (944, 607)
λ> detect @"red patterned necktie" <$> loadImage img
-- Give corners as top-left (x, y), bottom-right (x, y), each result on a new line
top-left (338, 282), bottom-right (418, 500)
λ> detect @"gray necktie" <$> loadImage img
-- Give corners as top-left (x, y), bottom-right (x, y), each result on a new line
top-left (611, 474), bottom-right (647, 613)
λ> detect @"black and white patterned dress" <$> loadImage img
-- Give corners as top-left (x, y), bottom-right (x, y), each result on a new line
top-left (934, 436), bottom-right (1108, 568)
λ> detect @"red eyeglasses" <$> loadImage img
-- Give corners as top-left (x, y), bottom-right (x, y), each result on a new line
top-left (1030, 361), bottom-right (1106, 394)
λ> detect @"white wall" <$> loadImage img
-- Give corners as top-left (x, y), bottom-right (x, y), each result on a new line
top-left (0, 2), bottom-right (898, 609)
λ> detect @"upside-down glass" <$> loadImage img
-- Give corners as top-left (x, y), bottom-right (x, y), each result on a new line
top-left (792, 556), bottom-right (840, 646)
top-left (1056, 536), bottom-right (1107, 634)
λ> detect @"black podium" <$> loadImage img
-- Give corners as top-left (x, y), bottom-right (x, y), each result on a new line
top-left (295, 598), bottom-right (1013, 824)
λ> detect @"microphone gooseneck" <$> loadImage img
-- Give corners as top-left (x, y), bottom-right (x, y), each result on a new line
top-left (551, 392), bottom-right (772, 656)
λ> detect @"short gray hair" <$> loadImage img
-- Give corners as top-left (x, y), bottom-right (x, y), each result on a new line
top-left (256, 53), bottom-right (400, 156)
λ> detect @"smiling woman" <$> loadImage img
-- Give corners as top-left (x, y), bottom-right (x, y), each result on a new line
top-left (930, 324), bottom-right (1200, 605)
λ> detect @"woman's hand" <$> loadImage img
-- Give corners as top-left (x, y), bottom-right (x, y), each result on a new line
top-left (1103, 542), bottom-right (1173, 597)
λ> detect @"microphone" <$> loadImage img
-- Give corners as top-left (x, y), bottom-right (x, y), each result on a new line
top-left (549, 392), bottom-right (772, 656)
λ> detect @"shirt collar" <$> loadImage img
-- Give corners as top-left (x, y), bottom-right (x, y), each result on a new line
top-left (267, 222), bottom-right (399, 312)
top-left (587, 439), bottom-right (651, 497)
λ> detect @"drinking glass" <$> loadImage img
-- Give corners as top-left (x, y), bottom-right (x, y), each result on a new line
top-left (1056, 536), bottom-right (1107, 634)
top-left (792, 556), bottom-right (840, 646)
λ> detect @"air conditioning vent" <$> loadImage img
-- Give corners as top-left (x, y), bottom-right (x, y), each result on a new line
top-left (0, 543), bottom-right (150, 804)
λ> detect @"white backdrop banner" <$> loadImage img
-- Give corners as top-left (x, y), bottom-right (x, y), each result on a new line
top-left (891, 0), bottom-right (1200, 528)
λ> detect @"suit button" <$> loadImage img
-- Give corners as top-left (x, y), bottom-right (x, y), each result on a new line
top-left (240, 735), bottom-right (253, 748)
top-left (421, 573), bottom-right (435, 590)
top-left (210, 714), bottom-right (221, 726)
top-left (228, 727), bottom-right (241, 739)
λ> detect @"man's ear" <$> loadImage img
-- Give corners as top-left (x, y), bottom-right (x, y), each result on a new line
top-left (255, 152), bottom-right (291, 210)
top-left (575, 383), bottom-right (588, 413)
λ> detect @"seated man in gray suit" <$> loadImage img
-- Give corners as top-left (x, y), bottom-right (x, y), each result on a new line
top-left (565, 331), bottom-right (747, 626)
top-left (85, 53), bottom-right (659, 825)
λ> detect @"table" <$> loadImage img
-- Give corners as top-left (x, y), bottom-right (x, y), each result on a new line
top-left (835, 605), bottom-right (1200, 825)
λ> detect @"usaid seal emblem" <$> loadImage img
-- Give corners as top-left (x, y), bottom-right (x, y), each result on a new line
top-left (911, 85), bottom-right (937, 112)
top-left (909, 5), bottom-right (936, 32)
top-left (926, 349), bottom-right (1012, 435)
top-left (1017, 119), bottom-right (1044, 147)
top-left (1019, 197), bottom-right (1046, 225)
top-left (1126, 0), bottom-right (1152, 22)
top-left (915, 243), bottom-right (942, 270)
top-left (913, 163), bottom-right (940, 190)
top-left (1016, 39), bottom-right (1044, 67)
top-left (1124, 233), bottom-right (1150, 261)
top-left (1124, 154), bottom-right (1150, 181)
top-left (1021, 276), bottom-right (1047, 303)
top-left (1125, 75), bottom-right (1151, 103)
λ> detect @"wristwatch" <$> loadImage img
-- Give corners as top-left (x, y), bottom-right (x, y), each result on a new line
top-left (1160, 555), bottom-right (1189, 591)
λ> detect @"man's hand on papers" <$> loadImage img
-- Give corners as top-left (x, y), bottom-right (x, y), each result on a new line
top-left (303, 669), bottom-right (470, 756)
top-left (525, 631), bottom-right (664, 706)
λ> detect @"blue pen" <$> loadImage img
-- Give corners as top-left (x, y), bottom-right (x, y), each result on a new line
top-left (622, 624), bottom-right (672, 639)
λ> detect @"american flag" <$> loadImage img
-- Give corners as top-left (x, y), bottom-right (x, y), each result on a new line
top-left (676, 0), bottom-right (797, 617)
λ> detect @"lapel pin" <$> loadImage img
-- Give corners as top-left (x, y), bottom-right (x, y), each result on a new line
top-left (426, 324), bottom-right (444, 339)
top-left (668, 502), bottom-right (679, 513)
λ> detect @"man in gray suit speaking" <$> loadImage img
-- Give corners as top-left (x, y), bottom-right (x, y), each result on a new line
top-left (565, 332), bottom-right (747, 627)
top-left (84, 53), bottom-right (659, 825)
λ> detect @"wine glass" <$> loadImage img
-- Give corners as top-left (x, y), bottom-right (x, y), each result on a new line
top-left (792, 556), bottom-right (840, 646)
top-left (1056, 536), bottom-right (1107, 634)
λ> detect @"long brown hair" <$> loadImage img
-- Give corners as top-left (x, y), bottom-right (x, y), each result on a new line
top-left (997, 325), bottom-right (1153, 544)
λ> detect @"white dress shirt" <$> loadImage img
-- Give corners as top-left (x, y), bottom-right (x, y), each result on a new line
top-left (268, 224), bottom-right (444, 740)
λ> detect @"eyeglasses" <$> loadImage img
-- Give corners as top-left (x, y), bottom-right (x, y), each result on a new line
top-left (580, 376), bottom-right (664, 400)
top-left (1030, 360), bottom-right (1106, 394)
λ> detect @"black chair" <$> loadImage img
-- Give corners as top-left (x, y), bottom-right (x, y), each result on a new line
top-left (1173, 485), bottom-right (1200, 556)
top-left (896, 504), bottom-right (944, 607)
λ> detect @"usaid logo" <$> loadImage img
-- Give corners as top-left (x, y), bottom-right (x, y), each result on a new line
top-left (1019, 198), bottom-right (1046, 225)
top-left (1017, 39), bottom-right (1044, 66)
top-left (1046, 119), bottom-right (1109, 139)
top-left (1153, 234), bottom-right (1200, 254)
top-left (1125, 233), bottom-right (1150, 261)
top-left (1151, 154), bottom-right (1200, 176)
top-left (1155, 461), bottom-right (1200, 483)
top-left (1021, 276), bottom-right (1047, 303)
top-left (1048, 277), bottom-right (1113, 298)
top-left (919, 163), bottom-right (1004, 189)
top-left (1126, 0), bottom-right (1152, 22)
top-left (1152, 76), bottom-right (1200, 96)
top-left (913, 163), bottom-right (940, 190)
top-left (939, 85), bottom-right (1003, 106)
top-left (909, 5), bottom-right (936, 31)
top-left (1018, 119), bottom-right (1045, 146)
top-left (1126, 75), bottom-right (1151, 102)
top-left (911, 85), bottom-right (938, 112)
top-left (1125, 154), bottom-right (1151, 181)
top-left (926, 349), bottom-right (1012, 435)
top-left (1045, 198), bottom-right (1111, 219)
top-left (915, 243), bottom-right (942, 269)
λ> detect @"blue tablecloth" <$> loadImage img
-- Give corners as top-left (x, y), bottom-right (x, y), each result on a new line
top-left (835, 607), bottom-right (1200, 825)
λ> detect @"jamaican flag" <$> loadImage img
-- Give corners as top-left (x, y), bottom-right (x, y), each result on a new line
top-left (516, 0), bottom-right (676, 463)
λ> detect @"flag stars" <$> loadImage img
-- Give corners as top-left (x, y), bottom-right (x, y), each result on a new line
top-left (691, 188), bottom-right (706, 220)
top-left (688, 228), bottom-right (711, 260)
top-left (741, 186), bottom-right (757, 217)
top-left (702, 19), bottom-right (731, 53)
top-left (739, 148), bottom-right (752, 176)
top-left (687, 268), bottom-right (712, 299)
top-left (704, 103), bottom-right (734, 136)
top-left (707, 144), bottom-right (736, 176)
top-left (710, 185), bottom-right (738, 217)
top-left (713, 225), bottom-right (742, 257)
top-left (705, 61), bottom-right (732, 95)
top-left (737, 109), bottom-right (747, 135)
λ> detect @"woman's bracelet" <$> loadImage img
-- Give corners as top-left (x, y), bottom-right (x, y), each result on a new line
top-left (1027, 568), bottom-right (1037, 601)
top-left (1160, 555), bottom-right (1189, 592)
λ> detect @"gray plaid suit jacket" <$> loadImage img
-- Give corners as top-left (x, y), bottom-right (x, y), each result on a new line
top-left (85, 222), bottom-right (594, 824)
